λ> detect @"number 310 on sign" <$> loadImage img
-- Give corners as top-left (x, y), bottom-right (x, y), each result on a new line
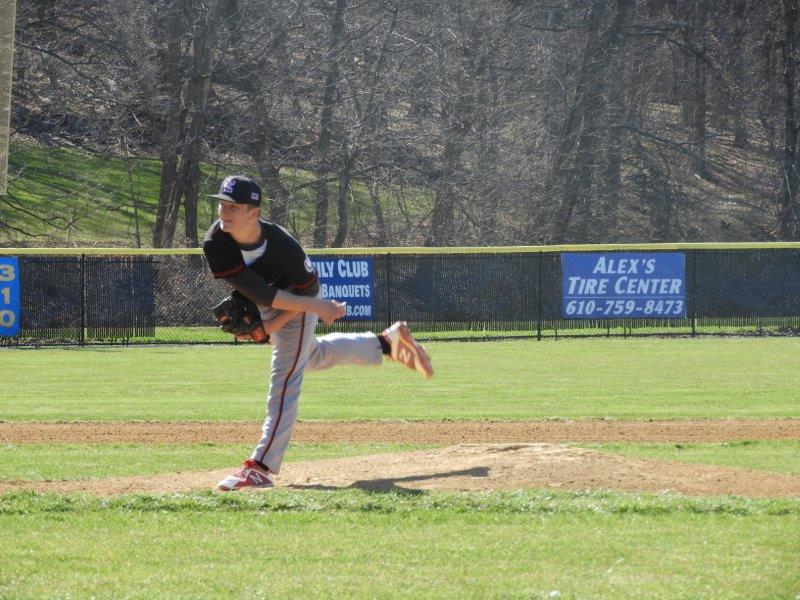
top-left (0, 257), bottom-right (20, 337)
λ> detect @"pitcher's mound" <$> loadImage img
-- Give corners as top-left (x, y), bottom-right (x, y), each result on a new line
top-left (3, 444), bottom-right (800, 498)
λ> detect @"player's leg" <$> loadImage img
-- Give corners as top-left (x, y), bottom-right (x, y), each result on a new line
top-left (218, 311), bottom-right (318, 490)
top-left (305, 331), bottom-right (383, 371)
top-left (252, 311), bottom-right (319, 474)
top-left (304, 322), bottom-right (433, 379)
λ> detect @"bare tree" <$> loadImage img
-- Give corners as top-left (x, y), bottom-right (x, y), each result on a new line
top-left (153, 0), bottom-right (225, 248)
top-left (152, 0), bottom-right (188, 248)
top-left (546, 0), bottom-right (632, 243)
top-left (314, 0), bottom-right (348, 247)
top-left (779, 0), bottom-right (800, 239)
top-left (0, 0), bottom-right (16, 197)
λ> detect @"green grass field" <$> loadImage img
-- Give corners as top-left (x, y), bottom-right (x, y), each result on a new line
top-left (585, 440), bottom-right (800, 476)
top-left (0, 442), bottom-right (437, 481)
top-left (3, 440), bottom-right (799, 482)
top-left (1, 337), bottom-right (798, 421)
top-left (1, 491), bottom-right (798, 600)
top-left (2, 337), bottom-right (799, 598)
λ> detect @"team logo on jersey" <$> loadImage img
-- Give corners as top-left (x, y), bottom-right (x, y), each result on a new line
top-left (304, 256), bottom-right (315, 273)
top-left (222, 177), bottom-right (236, 194)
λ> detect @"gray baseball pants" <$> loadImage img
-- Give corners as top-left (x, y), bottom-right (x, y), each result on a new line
top-left (251, 311), bottom-right (383, 474)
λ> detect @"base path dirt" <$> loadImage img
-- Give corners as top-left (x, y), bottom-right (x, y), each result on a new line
top-left (2, 419), bottom-right (800, 444)
top-left (2, 444), bottom-right (799, 498)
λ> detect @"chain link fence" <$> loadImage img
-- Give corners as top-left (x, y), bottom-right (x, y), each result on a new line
top-left (2, 247), bottom-right (800, 346)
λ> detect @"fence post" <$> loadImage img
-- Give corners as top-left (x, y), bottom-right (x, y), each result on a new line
top-left (385, 252), bottom-right (393, 328)
top-left (536, 252), bottom-right (542, 341)
top-left (691, 250), bottom-right (697, 337)
top-left (79, 253), bottom-right (86, 347)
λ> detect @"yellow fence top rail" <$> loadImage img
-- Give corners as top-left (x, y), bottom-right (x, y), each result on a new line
top-left (2, 242), bottom-right (800, 255)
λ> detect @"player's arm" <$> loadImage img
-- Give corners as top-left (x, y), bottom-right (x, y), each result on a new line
top-left (224, 268), bottom-right (344, 324)
top-left (272, 290), bottom-right (344, 324)
top-left (260, 309), bottom-right (301, 334)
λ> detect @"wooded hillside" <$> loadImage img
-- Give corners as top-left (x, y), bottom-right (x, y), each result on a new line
top-left (4, 0), bottom-right (800, 247)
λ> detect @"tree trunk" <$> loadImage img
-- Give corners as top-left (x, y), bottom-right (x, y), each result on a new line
top-left (426, 131), bottom-right (466, 246)
top-left (367, 176), bottom-right (386, 245)
top-left (425, 25), bottom-right (477, 247)
top-left (597, 0), bottom-right (632, 240)
top-left (251, 116), bottom-right (291, 227)
top-left (181, 2), bottom-right (222, 248)
top-left (313, 0), bottom-right (347, 247)
top-left (152, 0), bottom-right (186, 248)
top-left (681, 50), bottom-right (692, 126)
top-left (360, 9), bottom-right (396, 246)
top-left (122, 148), bottom-right (141, 248)
top-left (331, 153), bottom-right (353, 247)
top-left (153, 1), bottom-right (222, 248)
top-left (161, 127), bottom-right (192, 247)
top-left (729, 0), bottom-right (749, 149)
top-left (473, 38), bottom-right (502, 245)
top-left (0, 0), bottom-right (15, 196)
top-left (313, 180), bottom-right (329, 247)
top-left (475, 121), bottom-right (499, 244)
top-left (689, 0), bottom-right (709, 176)
top-left (542, 0), bottom-right (606, 242)
top-left (779, 0), bottom-right (800, 239)
top-left (259, 163), bottom-right (290, 226)
top-left (550, 0), bottom-right (630, 243)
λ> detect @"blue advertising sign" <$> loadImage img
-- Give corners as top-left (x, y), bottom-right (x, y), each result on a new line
top-left (562, 252), bottom-right (686, 319)
top-left (0, 256), bottom-right (20, 336)
top-left (310, 256), bottom-right (374, 321)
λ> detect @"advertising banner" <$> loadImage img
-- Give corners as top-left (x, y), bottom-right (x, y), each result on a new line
top-left (0, 256), bottom-right (20, 336)
top-left (562, 252), bottom-right (686, 319)
top-left (310, 256), bottom-right (374, 321)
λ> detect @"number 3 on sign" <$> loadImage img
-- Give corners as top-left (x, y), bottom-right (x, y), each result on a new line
top-left (0, 263), bottom-right (14, 282)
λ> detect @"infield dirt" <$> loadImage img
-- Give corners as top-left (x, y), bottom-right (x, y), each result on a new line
top-left (2, 443), bottom-right (800, 498)
top-left (2, 418), bottom-right (799, 444)
top-left (2, 419), bottom-right (799, 498)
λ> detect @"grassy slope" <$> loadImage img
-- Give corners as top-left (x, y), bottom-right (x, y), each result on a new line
top-left (3, 141), bottom-right (427, 246)
top-left (1, 337), bottom-right (799, 421)
top-left (5, 144), bottom-right (169, 244)
top-left (0, 491), bottom-right (798, 599)
top-left (1, 120), bottom-right (780, 248)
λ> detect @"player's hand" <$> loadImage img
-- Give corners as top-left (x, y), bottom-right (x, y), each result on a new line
top-left (318, 299), bottom-right (347, 324)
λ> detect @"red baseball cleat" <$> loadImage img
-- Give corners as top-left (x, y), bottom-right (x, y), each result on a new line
top-left (382, 321), bottom-right (434, 379)
top-left (218, 459), bottom-right (274, 491)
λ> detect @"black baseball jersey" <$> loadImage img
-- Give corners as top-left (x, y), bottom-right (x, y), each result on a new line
top-left (202, 219), bottom-right (318, 305)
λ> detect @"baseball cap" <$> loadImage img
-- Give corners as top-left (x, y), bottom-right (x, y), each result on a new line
top-left (209, 175), bottom-right (262, 206)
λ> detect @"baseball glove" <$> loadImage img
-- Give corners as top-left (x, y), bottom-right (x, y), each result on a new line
top-left (212, 291), bottom-right (270, 343)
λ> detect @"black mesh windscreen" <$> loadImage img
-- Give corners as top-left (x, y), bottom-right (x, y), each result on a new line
top-left (540, 252), bottom-right (562, 321)
top-left (5, 248), bottom-right (800, 345)
top-left (85, 256), bottom-right (156, 339)
top-left (696, 249), bottom-right (800, 317)
top-left (153, 255), bottom-right (229, 327)
top-left (18, 256), bottom-right (82, 342)
top-left (386, 253), bottom-right (538, 324)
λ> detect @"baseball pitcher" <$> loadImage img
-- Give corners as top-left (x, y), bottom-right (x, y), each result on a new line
top-left (203, 175), bottom-right (433, 491)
